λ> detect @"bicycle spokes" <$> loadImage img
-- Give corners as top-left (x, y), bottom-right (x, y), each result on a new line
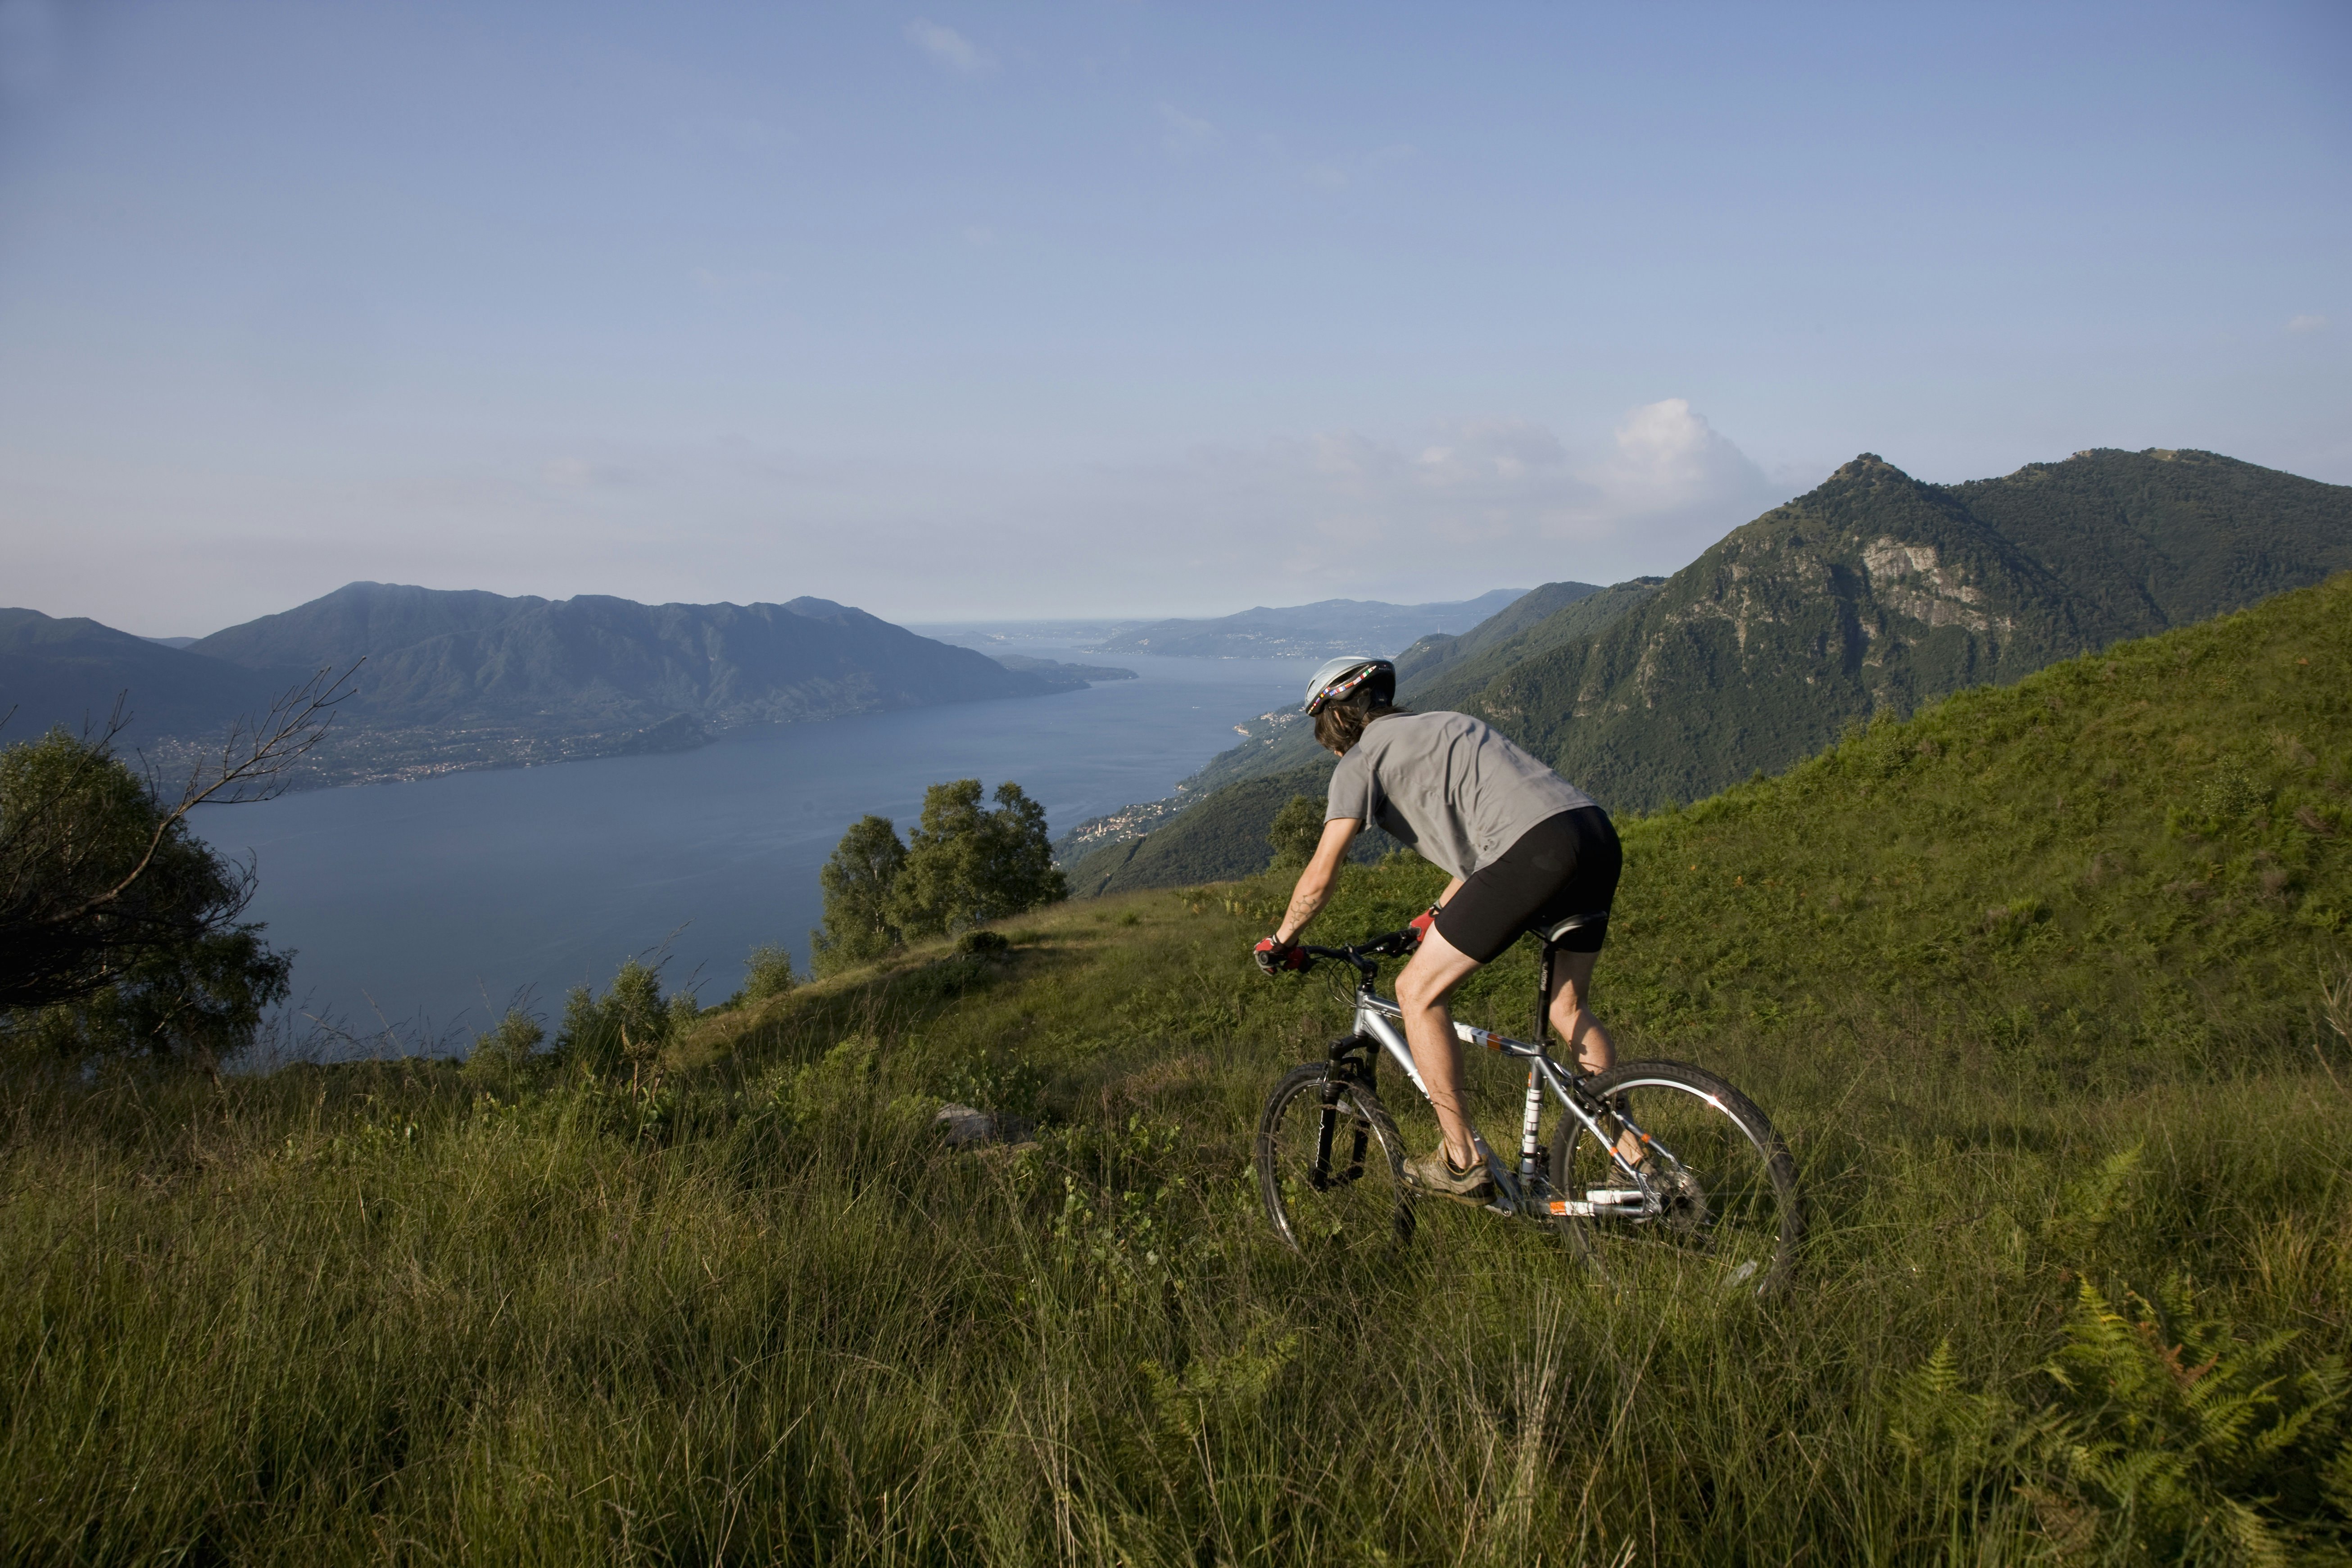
top-left (1549, 1069), bottom-right (1801, 1298)
top-left (1257, 1065), bottom-right (1413, 1255)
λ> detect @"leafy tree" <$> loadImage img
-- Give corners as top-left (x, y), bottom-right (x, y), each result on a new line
top-left (811, 815), bottom-right (908, 976)
top-left (1, 729), bottom-right (292, 1065)
top-left (888, 779), bottom-right (1067, 938)
top-left (1268, 793), bottom-right (1326, 870)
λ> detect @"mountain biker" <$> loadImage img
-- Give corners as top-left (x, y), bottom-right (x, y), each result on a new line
top-left (1254, 655), bottom-right (1622, 1206)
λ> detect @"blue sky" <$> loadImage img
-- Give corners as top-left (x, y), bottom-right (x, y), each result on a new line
top-left (2, 0), bottom-right (2345, 634)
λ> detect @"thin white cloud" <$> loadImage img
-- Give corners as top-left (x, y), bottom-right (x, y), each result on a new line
top-left (1047, 399), bottom-right (1796, 603)
top-left (688, 266), bottom-right (787, 298)
top-left (1260, 136), bottom-right (1421, 192)
top-left (539, 456), bottom-right (643, 492)
top-left (676, 114), bottom-right (795, 154)
top-left (2289, 313), bottom-right (2329, 335)
top-left (0, 404), bottom-right (1804, 628)
top-left (1157, 103), bottom-right (1218, 155)
top-left (902, 19), bottom-right (995, 76)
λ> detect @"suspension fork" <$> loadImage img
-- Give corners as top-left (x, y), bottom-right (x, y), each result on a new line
top-left (1313, 1036), bottom-right (1374, 1187)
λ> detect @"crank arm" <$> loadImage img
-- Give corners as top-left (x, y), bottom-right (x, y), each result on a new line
top-left (1543, 1187), bottom-right (1656, 1219)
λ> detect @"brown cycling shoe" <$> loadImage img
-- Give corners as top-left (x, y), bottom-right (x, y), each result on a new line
top-left (1403, 1145), bottom-right (1494, 1205)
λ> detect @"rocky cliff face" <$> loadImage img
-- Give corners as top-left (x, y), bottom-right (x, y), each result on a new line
top-left (1471, 450), bottom-right (2350, 808)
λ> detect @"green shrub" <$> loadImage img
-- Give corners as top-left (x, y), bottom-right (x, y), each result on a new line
top-left (555, 959), bottom-right (694, 1079)
top-left (739, 943), bottom-right (799, 1003)
top-left (459, 1008), bottom-right (547, 1097)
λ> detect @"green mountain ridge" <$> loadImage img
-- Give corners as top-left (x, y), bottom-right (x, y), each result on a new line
top-left (1070, 447), bottom-right (2352, 893)
top-left (1494, 448), bottom-right (2352, 810)
top-left (1566, 569), bottom-right (2352, 1065)
top-left (1404, 576), bottom-right (1667, 712)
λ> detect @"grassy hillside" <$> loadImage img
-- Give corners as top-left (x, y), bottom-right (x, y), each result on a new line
top-left (5, 577), bottom-right (2351, 1563)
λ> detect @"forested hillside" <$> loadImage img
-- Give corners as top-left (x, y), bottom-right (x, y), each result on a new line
top-left (0, 609), bottom-right (302, 746)
top-left (1489, 448), bottom-right (2352, 809)
top-left (1389, 579), bottom-right (1603, 684)
top-left (195, 582), bottom-right (1064, 732)
top-left (5, 582), bottom-right (1096, 786)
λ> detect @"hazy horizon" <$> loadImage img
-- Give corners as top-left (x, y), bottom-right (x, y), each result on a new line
top-left (4, 2), bottom-right (2345, 636)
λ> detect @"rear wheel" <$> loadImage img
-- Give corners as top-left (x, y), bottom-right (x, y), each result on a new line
top-left (1549, 1060), bottom-right (1802, 1298)
top-left (1257, 1063), bottom-right (1414, 1256)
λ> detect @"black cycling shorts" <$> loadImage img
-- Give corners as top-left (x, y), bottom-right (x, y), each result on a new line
top-left (1431, 807), bottom-right (1621, 965)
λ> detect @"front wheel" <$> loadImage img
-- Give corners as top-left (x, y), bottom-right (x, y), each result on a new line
top-left (1550, 1060), bottom-right (1802, 1299)
top-left (1257, 1063), bottom-right (1414, 1256)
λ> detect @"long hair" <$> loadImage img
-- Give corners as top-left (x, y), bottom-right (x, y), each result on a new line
top-left (1314, 691), bottom-right (1409, 755)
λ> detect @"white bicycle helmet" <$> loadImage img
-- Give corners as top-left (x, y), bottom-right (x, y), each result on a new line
top-left (1302, 656), bottom-right (1396, 716)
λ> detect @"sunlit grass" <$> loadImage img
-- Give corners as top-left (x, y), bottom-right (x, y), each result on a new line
top-left (5, 879), bottom-right (2349, 1563)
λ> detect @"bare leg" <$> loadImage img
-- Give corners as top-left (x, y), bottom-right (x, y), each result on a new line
top-left (1546, 947), bottom-right (1640, 1164)
top-left (1545, 948), bottom-right (1616, 1073)
top-left (1394, 926), bottom-right (1485, 1168)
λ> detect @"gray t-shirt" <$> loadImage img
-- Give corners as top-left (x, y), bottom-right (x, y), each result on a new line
top-left (1325, 711), bottom-right (1594, 880)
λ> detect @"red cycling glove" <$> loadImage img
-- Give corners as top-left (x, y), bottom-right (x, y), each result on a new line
top-left (1406, 906), bottom-right (1440, 946)
top-left (1253, 937), bottom-right (1309, 975)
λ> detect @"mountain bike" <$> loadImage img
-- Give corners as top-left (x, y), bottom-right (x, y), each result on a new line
top-left (1254, 925), bottom-right (1804, 1297)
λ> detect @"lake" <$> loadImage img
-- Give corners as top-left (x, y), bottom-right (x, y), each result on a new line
top-left (200, 640), bottom-right (1311, 1055)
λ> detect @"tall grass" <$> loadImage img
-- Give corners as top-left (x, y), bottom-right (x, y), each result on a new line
top-left (6, 884), bottom-right (2350, 1563)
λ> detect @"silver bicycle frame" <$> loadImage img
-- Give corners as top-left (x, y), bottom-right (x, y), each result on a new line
top-left (1350, 991), bottom-right (1659, 1219)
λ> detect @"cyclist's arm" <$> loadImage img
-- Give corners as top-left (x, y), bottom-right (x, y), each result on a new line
top-left (1274, 817), bottom-right (1359, 943)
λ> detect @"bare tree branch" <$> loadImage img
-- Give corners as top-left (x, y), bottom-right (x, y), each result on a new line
top-left (33, 661), bottom-right (360, 931)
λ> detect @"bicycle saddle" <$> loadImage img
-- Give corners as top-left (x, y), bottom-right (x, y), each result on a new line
top-left (1537, 911), bottom-right (1609, 945)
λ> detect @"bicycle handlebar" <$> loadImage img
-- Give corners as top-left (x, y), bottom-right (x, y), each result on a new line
top-left (1290, 927), bottom-right (1418, 978)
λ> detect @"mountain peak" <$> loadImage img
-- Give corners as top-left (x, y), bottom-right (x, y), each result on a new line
top-left (781, 596), bottom-right (864, 623)
top-left (1830, 452), bottom-right (1913, 484)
